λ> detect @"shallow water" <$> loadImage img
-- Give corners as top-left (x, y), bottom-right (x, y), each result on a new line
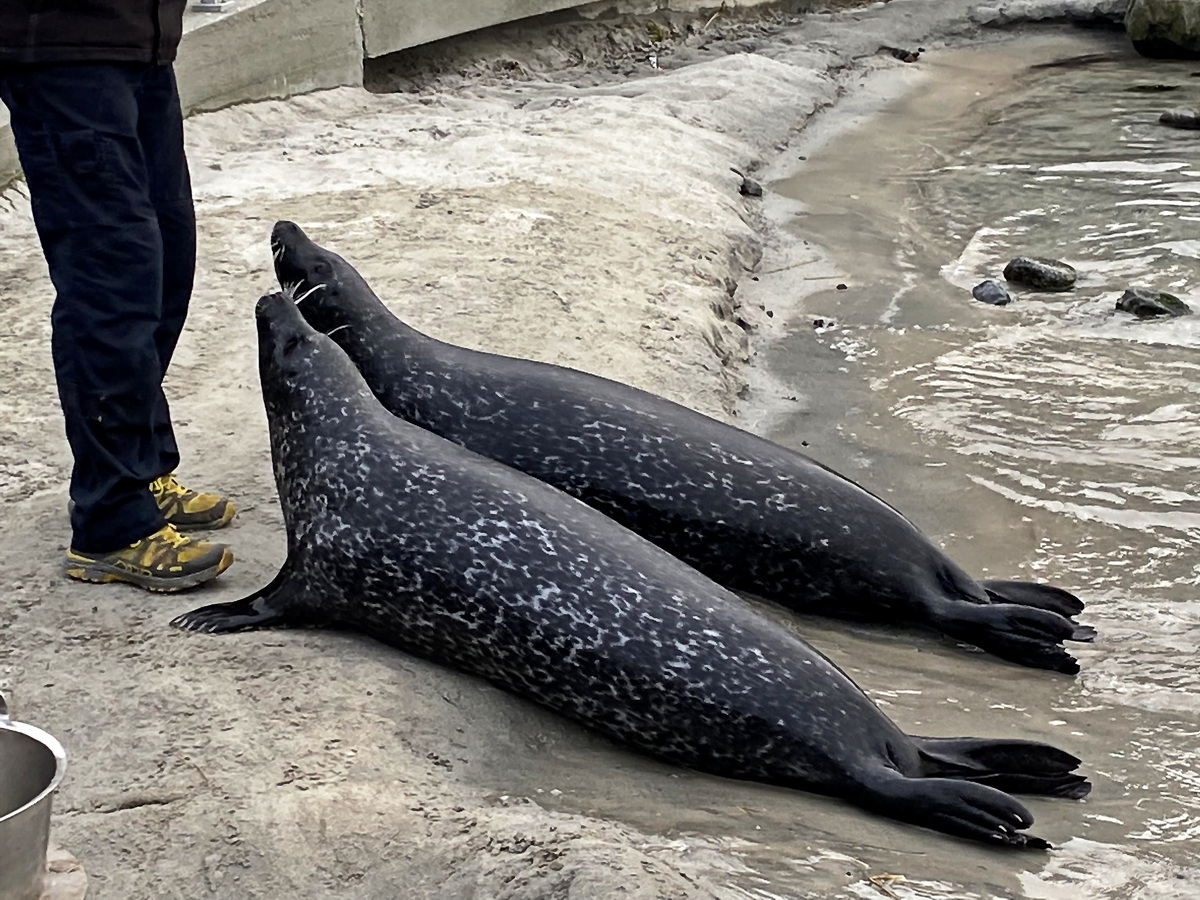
top-left (755, 29), bottom-right (1200, 900)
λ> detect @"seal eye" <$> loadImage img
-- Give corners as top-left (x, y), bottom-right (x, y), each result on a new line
top-left (313, 261), bottom-right (332, 277)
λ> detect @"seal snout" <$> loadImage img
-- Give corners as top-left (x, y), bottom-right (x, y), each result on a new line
top-left (255, 290), bottom-right (293, 320)
top-left (257, 291), bottom-right (314, 342)
top-left (256, 292), bottom-right (322, 374)
top-left (270, 220), bottom-right (332, 300)
top-left (270, 220), bottom-right (309, 247)
top-left (270, 220), bottom-right (310, 268)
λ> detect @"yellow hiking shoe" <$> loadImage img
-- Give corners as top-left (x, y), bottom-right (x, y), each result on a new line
top-left (64, 524), bottom-right (234, 592)
top-left (150, 473), bottom-right (236, 531)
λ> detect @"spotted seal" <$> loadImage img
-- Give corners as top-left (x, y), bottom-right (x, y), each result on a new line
top-left (172, 291), bottom-right (1090, 848)
top-left (270, 221), bottom-right (1096, 674)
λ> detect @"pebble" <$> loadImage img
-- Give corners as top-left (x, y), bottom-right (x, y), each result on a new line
top-left (972, 280), bottom-right (1012, 305)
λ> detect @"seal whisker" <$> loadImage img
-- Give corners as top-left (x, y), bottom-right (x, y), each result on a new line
top-left (293, 283), bottom-right (325, 306)
top-left (325, 324), bottom-right (351, 338)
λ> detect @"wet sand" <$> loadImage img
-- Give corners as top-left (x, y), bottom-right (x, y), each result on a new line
top-left (0, 3), bottom-right (1176, 898)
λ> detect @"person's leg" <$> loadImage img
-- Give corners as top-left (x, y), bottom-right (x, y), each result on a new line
top-left (0, 62), bottom-right (172, 553)
top-left (1, 62), bottom-right (233, 587)
top-left (137, 63), bottom-right (194, 477)
top-left (134, 64), bottom-right (235, 532)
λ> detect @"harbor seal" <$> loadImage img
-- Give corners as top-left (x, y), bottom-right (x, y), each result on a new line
top-left (172, 291), bottom-right (1090, 847)
top-left (270, 221), bottom-right (1096, 674)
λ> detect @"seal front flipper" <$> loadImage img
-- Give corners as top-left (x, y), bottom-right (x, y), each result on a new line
top-left (935, 602), bottom-right (1094, 675)
top-left (914, 736), bottom-right (1092, 800)
top-left (856, 769), bottom-right (1051, 849)
top-left (171, 573), bottom-right (299, 634)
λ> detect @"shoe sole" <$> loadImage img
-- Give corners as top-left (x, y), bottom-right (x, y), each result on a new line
top-left (64, 547), bottom-right (235, 593)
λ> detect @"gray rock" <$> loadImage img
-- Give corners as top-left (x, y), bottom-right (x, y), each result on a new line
top-left (730, 167), bottom-right (763, 198)
top-left (973, 0), bottom-right (1128, 27)
top-left (1003, 256), bottom-right (1077, 291)
top-left (1116, 287), bottom-right (1193, 318)
top-left (1126, 0), bottom-right (1200, 60)
top-left (972, 280), bottom-right (1013, 305)
top-left (1159, 108), bottom-right (1200, 129)
top-left (739, 176), bottom-right (763, 197)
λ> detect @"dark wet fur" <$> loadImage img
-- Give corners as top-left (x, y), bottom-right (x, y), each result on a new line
top-left (173, 291), bottom-right (1089, 849)
top-left (270, 222), bottom-right (1096, 674)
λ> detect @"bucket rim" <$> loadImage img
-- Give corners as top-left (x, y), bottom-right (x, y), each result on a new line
top-left (0, 718), bottom-right (68, 825)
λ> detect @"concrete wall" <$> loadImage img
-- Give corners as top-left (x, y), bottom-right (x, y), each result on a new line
top-left (362, 0), bottom-right (602, 59)
top-left (0, 0), bottom-right (753, 187)
top-left (176, 0), bottom-right (362, 113)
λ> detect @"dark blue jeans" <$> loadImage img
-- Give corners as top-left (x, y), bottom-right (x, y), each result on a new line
top-left (0, 63), bottom-right (194, 553)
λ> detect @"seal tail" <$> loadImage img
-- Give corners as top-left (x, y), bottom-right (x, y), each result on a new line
top-left (913, 736), bottom-right (1092, 800)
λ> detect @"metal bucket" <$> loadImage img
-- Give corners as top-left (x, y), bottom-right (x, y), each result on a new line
top-left (0, 692), bottom-right (67, 900)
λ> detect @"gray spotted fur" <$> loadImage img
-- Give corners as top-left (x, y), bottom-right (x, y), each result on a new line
top-left (174, 292), bottom-right (1088, 848)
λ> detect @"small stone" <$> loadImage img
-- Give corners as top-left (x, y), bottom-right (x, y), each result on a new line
top-left (730, 167), bottom-right (762, 197)
top-left (1158, 108), bottom-right (1200, 129)
top-left (882, 45), bottom-right (921, 63)
top-left (1116, 286), bottom-right (1193, 318)
top-left (738, 176), bottom-right (763, 197)
top-left (972, 280), bottom-right (1012, 306)
top-left (1002, 256), bottom-right (1076, 292)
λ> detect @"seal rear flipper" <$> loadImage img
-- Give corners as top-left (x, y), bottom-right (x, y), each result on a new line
top-left (170, 573), bottom-right (298, 634)
top-left (936, 602), bottom-right (1093, 674)
top-left (914, 736), bottom-right (1092, 800)
top-left (979, 579), bottom-right (1085, 618)
top-left (855, 769), bottom-right (1051, 849)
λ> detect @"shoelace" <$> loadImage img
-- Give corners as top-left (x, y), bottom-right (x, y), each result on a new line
top-left (134, 525), bottom-right (189, 551)
top-left (153, 474), bottom-right (190, 498)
